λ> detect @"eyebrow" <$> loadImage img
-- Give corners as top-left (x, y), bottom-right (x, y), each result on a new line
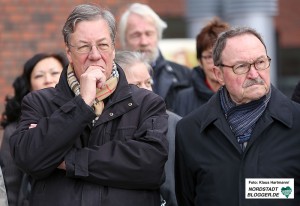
top-left (77, 37), bottom-right (109, 44)
top-left (234, 55), bottom-right (267, 64)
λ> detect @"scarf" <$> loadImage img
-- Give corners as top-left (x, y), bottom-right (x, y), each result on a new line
top-left (220, 86), bottom-right (271, 150)
top-left (67, 63), bottom-right (119, 117)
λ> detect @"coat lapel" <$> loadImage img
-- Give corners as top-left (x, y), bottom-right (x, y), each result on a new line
top-left (244, 86), bottom-right (293, 152)
top-left (200, 93), bottom-right (243, 153)
top-left (51, 68), bottom-right (75, 107)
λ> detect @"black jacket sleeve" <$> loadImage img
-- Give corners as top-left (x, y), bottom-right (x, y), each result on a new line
top-left (291, 81), bottom-right (300, 103)
top-left (10, 90), bottom-right (168, 190)
top-left (64, 92), bottom-right (169, 189)
top-left (10, 93), bottom-right (96, 179)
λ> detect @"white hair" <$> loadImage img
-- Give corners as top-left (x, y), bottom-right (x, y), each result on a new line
top-left (115, 50), bottom-right (152, 74)
top-left (118, 3), bottom-right (168, 49)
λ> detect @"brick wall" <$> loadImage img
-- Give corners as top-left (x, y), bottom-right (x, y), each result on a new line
top-left (0, 0), bottom-right (187, 119)
top-left (275, 0), bottom-right (300, 47)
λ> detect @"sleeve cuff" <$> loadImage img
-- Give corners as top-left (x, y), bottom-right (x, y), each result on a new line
top-left (65, 148), bottom-right (89, 177)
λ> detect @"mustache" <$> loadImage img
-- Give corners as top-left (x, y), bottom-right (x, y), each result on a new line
top-left (243, 78), bottom-right (265, 88)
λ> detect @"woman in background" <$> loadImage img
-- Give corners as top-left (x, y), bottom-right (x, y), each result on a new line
top-left (0, 53), bottom-right (67, 206)
top-left (174, 17), bottom-right (230, 116)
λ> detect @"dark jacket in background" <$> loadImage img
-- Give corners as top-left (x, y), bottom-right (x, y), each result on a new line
top-left (175, 86), bottom-right (300, 206)
top-left (174, 67), bottom-right (214, 116)
top-left (0, 122), bottom-right (24, 206)
top-left (160, 111), bottom-right (181, 206)
top-left (291, 80), bottom-right (300, 103)
top-left (152, 51), bottom-right (192, 112)
top-left (0, 165), bottom-right (8, 206)
top-left (10, 66), bottom-right (169, 206)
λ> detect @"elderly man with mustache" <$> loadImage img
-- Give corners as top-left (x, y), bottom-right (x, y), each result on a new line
top-left (175, 27), bottom-right (300, 206)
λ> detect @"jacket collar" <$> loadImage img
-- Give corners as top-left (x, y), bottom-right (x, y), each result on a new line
top-left (151, 50), bottom-right (166, 69)
top-left (51, 68), bottom-right (74, 107)
top-left (191, 66), bottom-right (214, 100)
top-left (201, 85), bottom-right (293, 129)
top-left (194, 91), bottom-right (239, 150)
top-left (245, 86), bottom-right (293, 153)
top-left (264, 85), bottom-right (293, 128)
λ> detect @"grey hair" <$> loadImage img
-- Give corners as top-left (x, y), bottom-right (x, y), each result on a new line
top-left (213, 27), bottom-right (267, 66)
top-left (115, 50), bottom-right (153, 74)
top-left (62, 4), bottom-right (116, 46)
top-left (118, 3), bottom-right (167, 49)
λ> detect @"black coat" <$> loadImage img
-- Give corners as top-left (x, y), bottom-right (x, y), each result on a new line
top-left (160, 111), bottom-right (181, 206)
top-left (174, 67), bottom-right (214, 116)
top-left (10, 66), bottom-right (169, 206)
top-left (152, 51), bottom-right (192, 111)
top-left (175, 86), bottom-right (300, 206)
top-left (291, 80), bottom-right (300, 103)
top-left (0, 122), bottom-right (24, 206)
top-left (0, 165), bottom-right (8, 206)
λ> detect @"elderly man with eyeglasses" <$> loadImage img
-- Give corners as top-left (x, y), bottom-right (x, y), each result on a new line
top-left (175, 27), bottom-right (300, 206)
top-left (9, 4), bottom-right (168, 206)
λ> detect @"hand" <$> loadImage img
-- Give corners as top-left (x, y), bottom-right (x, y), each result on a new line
top-left (29, 124), bottom-right (37, 129)
top-left (80, 65), bottom-right (107, 106)
top-left (57, 161), bottom-right (66, 170)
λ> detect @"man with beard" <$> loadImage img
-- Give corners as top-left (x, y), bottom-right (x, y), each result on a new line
top-left (118, 3), bottom-right (191, 111)
top-left (175, 27), bottom-right (300, 206)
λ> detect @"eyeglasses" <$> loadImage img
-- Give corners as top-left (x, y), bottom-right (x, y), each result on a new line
top-left (68, 43), bottom-right (112, 54)
top-left (218, 56), bottom-right (271, 75)
top-left (201, 54), bottom-right (213, 61)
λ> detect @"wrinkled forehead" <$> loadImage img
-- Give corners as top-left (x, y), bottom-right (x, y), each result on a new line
top-left (222, 34), bottom-right (267, 61)
top-left (127, 13), bottom-right (156, 31)
top-left (71, 19), bottom-right (112, 43)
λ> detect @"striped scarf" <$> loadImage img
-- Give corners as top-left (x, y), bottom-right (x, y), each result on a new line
top-left (67, 63), bottom-right (119, 117)
top-left (220, 86), bottom-right (271, 150)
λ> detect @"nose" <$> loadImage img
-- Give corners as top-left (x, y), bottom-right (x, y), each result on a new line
top-left (247, 64), bottom-right (259, 78)
top-left (140, 34), bottom-right (150, 46)
top-left (89, 45), bottom-right (102, 60)
top-left (45, 73), bottom-right (54, 83)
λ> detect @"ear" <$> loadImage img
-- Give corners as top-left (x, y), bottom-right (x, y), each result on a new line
top-left (112, 48), bottom-right (116, 60)
top-left (213, 66), bottom-right (225, 86)
top-left (65, 44), bottom-right (72, 64)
